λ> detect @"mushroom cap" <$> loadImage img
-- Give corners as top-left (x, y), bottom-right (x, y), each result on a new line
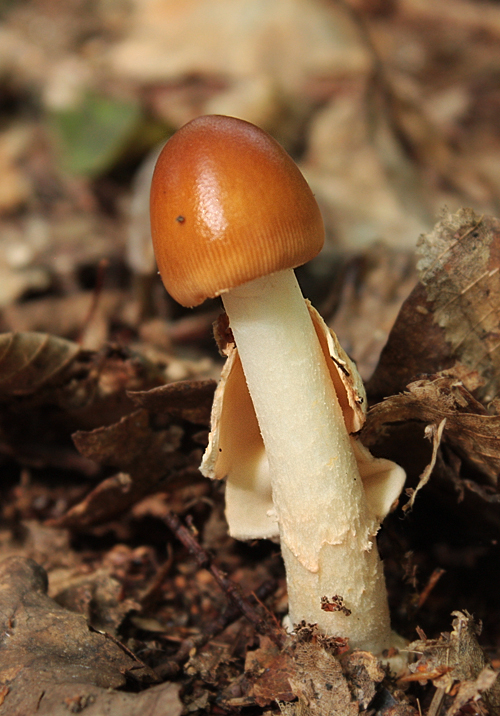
top-left (150, 115), bottom-right (325, 307)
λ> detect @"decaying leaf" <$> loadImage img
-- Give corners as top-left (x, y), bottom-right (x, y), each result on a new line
top-left (286, 642), bottom-right (359, 716)
top-left (245, 636), bottom-right (297, 706)
top-left (0, 332), bottom-right (80, 396)
top-left (52, 372), bottom-right (217, 528)
top-left (363, 366), bottom-right (500, 489)
top-left (0, 337), bottom-right (171, 480)
top-left (244, 627), bottom-right (395, 715)
top-left (0, 556), bottom-right (163, 716)
top-left (129, 378), bottom-right (216, 425)
top-left (52, 409), bottom-right (192, 528)
top-left (417, 209), bottom-right (500, 405)
top-left (406, 611), bottom-right (500, 715)
top-left (368, 209), bottom-right (500, 405)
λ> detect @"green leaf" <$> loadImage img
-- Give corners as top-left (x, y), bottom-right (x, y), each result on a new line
top-left (48, 92), bottom-right (141, 177)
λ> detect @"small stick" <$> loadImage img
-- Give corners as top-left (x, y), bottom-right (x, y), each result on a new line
top-left (417, 568), bottom-right (446, 610)
top-left (77, 258), bottom-right (109, 345)
top-left (139, 543), bottom-right (175, 610)
top-left (163, 511), bottom-right (286, 647)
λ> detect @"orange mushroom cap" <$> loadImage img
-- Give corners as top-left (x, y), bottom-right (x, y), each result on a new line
top-left (150, 115), bottom-right (325, 307)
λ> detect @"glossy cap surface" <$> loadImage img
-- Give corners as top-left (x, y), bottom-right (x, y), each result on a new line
top-left (150, 115), bottom-right (324, 306)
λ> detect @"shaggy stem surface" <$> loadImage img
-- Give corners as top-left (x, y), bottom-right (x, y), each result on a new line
top-left (222, 269), bottom-right (393, 652)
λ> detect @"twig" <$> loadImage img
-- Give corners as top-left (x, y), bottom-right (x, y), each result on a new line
top-left (77, 258), bottom-right (109, 345)
top-left (417, 568), bottom-right (446, 611)
top-left (160, 579), bottom-right (279, 677)
top-left (427, 686), bottom-right (446, 716)
top-left (163, 511), bottom-right (286, 647)
top-left (139, 543), bottom-right (175, 610)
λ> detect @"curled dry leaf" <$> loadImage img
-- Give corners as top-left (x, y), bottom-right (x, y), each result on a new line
top-left (0, 331), bottom-right (80, 396)
top-left (52, 409), bottom-right (191, 528)
top-left (55, 374), bottom-right (216, 528)
top-left (0, 556), bottom-right (165, 716)
top-left (417, 209), bottom-right (500, 405)
top-left (0, 337), bottom-right (169, 477)
top-left (368, 209), bottom-right (500, 405)
top-left (363, 367), bottom-right (500, 488)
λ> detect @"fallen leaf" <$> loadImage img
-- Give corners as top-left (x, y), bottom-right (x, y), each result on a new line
top-left (0, 332), bottom-right (80, 396)
top-left (417, 209), bottom-right (500, 404)
top-left (7, 678), bottom-right (182, 716)
top-left (363, 366), bottom-right (500, 487)
top-left (247, 627), bottom-right (388, 714)
top-left (246, 637), bottom-right (296, 706)
top-left (129, 379), bottom-right (216, 425)
top-left (0, 556), bottom-right (160, 715)
top-left (406, 611), bottom-right (500, 715)
top-left (52, 409), bottom-right (191, 527)
top-left (368, 209), bottom-right (500, 404)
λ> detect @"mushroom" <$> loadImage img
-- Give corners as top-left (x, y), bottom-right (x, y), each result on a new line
top-left (150, 115), bottom-right (406, 656)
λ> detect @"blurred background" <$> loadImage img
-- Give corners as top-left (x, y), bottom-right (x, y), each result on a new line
top-left (1, 0), bottom-right (500, 375)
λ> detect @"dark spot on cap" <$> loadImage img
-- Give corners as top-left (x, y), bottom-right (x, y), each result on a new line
top-left (176, 215), bottom-right (185, 223)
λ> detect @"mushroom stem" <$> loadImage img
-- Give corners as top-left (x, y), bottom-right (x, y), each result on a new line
top-left (221, 268), bottom-right (393, 653)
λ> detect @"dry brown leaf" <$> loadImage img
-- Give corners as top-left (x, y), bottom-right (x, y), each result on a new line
top-left (363, 367), bottom-right (500, 487)
top-left (368, 209), bottom-right (500, 404)
top-left (0, 332), bottom-right (80, 396)
top-left (0, 338), bottom-right (169, 481)
top-left (366, 280), bottom-right (455, 400)
top-left (247, 627), bottom-right (390, 714)
top-left (53, 568), bottom-right (140, 636)
top-left (417, 209), bottom-right (500, 404)
top-left (246, 637), bottom-right (296, 706)
top-left (129, 379), bottom-right (216, 425)
top-left (52, 409), bottom-right (192, 528)
top-left (280, 641), bottom-right (359, 716)
top-left (342, 650), bottom-right (385, 710)
top-left (0, 556), bottom-right (160, 715)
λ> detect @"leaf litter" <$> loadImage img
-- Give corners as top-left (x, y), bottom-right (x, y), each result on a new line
top-left (1, 214), bottom-right (499, 714)
top-left (1, 0), bottom-right (500, 710)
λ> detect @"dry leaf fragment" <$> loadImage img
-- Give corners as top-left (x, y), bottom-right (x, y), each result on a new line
top-left (368, 209), bottom-right (500, 405)
top-left (52, 410), bottom-right (188, 527)
top-left (129, 378), bottom-right (216, 425)
top-left (0, 556), bottom-right (159, 715)
top-left (417, 209), bottom-right (500, 404)
top-left (246, 636), bottom-right (297, 706)
top-left (342, 650), bottom-right (385, 709)
top-left (0, 331), bottom-right (80, 396)
top-left (287, 642), bottom-right (359, 716)
top-left (407, 611), bottom-right (500, 715)
top-left (404, 419), bottom-right (446, 511)
top-left (364, 367), bottom-right (500, 487)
